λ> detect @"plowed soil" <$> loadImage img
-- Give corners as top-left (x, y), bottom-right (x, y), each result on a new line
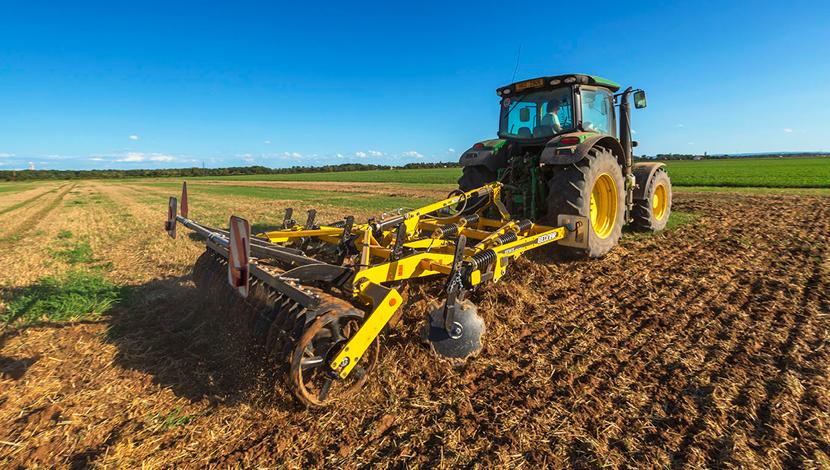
top-left (1, 182), bottom-right (829, 468)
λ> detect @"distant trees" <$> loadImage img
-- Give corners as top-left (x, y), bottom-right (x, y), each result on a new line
top-left (636, 152), bottom-right (829, 161)
top-left (0, 162), bottom-right (461, 182)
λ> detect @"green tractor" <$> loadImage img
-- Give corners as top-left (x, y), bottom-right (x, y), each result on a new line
top-left (458, 74), bottom-right (672, 257)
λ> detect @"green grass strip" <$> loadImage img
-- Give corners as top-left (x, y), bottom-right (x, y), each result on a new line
top-left (160, 157), bottom-right (830, 189)
top-left (139, 181), bottom-right (434, 212)
top-left (52, 241), bottom-right (94, 264)
top-left (1, 271), bottom-right (127, 325)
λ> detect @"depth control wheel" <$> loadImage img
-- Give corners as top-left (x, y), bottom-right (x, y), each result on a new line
top-left (289, 310), bottom-right (379, 407)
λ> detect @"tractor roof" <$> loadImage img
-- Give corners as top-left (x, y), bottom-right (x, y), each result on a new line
top-left (497, 74), bottom-right (621, 96)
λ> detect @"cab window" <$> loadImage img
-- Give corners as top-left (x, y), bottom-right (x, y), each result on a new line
top-left (499, 88), bottom-right (574, 139)
top-left (580, 88), bottom-right (614, 136)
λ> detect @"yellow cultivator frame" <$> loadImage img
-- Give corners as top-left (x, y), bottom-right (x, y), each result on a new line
top-left (166, 181), bottom-right (587, 406)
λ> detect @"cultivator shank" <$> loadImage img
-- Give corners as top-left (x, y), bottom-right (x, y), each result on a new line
top-left (165, 181), bottom-right (586, 406)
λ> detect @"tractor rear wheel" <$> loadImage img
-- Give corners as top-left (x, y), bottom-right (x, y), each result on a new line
top-left (458, 165), bottom-right (496, 191)
top-left (457, 165), bottom-right (496, 212)
top-left (632, 168), bottom-right (672, 231)
top-left (545, 146), bottom-right (625, 258)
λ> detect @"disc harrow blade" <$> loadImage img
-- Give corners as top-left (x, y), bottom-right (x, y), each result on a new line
top-left (189, 246), bottom-right (379, 407)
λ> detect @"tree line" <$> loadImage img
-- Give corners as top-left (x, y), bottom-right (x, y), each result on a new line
top-left (0, 162), bottom-right (460, 182)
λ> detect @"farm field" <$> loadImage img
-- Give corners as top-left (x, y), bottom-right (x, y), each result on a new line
top-left (177, 156), bottom-right (830, 189)
top-left (0, 171), bottom-right (829, 467)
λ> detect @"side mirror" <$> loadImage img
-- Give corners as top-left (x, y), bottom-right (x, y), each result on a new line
top-left (632, 140), bottom-right (639, 148)
top-left (633, 90), bottom-right (647, 109)
top-left (519, 107), bottom-right (530, 122)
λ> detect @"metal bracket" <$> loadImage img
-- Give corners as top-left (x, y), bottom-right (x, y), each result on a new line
top-left (442, 234), bottom-right (467, 334)
top-left (557, 214), bottom-right (590, 249)
top-left (282, 208), bottom-right (296, 229)
top-left (165, 197), bottom-right (177, 238)
top-left (390, 222), bottom-right (407, 261)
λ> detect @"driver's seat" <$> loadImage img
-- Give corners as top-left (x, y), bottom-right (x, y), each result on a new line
top-left (517, 127), bottom-right (532, 138)
top-left (534, 125), bottom-right (553, 137)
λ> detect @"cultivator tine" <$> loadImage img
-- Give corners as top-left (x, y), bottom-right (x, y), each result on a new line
top-left (282, 208), bottom-right (295, 229)
top-left (166, 197), bottom-right (177, 238)
top-left (181, 181), bottom-right (189, 219)
top-left (228, 216), bottom-right (251, 298)
top-left (336, 216), bottom-right (355, 265)
top-left (298, 209), bottom-right (318, 251)
top-left (304, 209), bottom-right (317, 229)
top-left (318, 378), bottom-right (333, 401)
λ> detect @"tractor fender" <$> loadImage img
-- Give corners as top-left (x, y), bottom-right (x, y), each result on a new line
top-left (632, 162), bottom-right (667, 200)
top-left (540, 135), bottom-right (625, 167)
top-left (459, 140), bottom-right (510, 172)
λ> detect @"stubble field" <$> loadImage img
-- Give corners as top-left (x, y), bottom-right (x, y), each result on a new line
top-left (0, 174), bottom-right (829, 468)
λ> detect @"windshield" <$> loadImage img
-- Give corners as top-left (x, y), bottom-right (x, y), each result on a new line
top-left (499, 88), bottom-right (574, 139)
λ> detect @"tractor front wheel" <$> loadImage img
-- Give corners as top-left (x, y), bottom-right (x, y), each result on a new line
top-left (545, 146), bottom-right (625, 258)
top-left (632, 167), bottom-right (672, 231)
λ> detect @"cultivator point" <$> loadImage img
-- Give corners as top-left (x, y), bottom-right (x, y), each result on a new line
top-left (166, 181), bottom-right (587, 407)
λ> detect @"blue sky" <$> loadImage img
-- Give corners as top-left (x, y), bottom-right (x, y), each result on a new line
top-left (0, 0), bottom-right (828, 170)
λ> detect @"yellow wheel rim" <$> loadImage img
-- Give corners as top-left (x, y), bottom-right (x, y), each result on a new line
top-left (589, 173), bottom-right (618, 239)
top-left (652, 183), bottom-right (668, 221)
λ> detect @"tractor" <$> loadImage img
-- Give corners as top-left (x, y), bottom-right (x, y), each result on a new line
top-left (458, 74), bottom-right (671, 257)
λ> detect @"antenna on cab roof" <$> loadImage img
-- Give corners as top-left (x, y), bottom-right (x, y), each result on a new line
top-left (510, 44), bottom-right (522, 83)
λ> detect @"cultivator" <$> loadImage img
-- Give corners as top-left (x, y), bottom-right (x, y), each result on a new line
top-left (165, 181), bottom-right (588, 407)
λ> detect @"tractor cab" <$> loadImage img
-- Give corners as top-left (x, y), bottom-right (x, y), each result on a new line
top-left (496, 74), bottom-right (626, 143)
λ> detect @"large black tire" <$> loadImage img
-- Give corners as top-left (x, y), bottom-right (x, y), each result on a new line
top-left (457, 165), bottom-right (496, 213)
top-left (545, 146), bottom-right (625, 258)
top-left (458, 165), bottom-right (496, 191)
top-left (632, 168), bottom-right (672, 231)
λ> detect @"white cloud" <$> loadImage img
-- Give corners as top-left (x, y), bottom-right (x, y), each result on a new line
top-left (368, 150), bottom-right (384, 157)
top-left (355, 151), bottom-right (368, 158)
top-left (336, 153), bottom-right (345, 158)
top-left (263, 140), bottom-right (271, 144)
top-left (129, 135), bottom-right (140, 141)
top-left (282, 151), bottom-right (303, 159)
top-left (631, 129), bottom-right (637, 135)
top-left (114, 152), bottom-right (174, 162)
top-left (783, 128), bottom-right (793, 133)
top-left (402, 150), bottom-right (424, 159)
top-left (675, 123), bottom-right (685, 128)
top-left (687, 142), bottom-right (695, 145)
top-left (0, 152), bottom-right (15, 158)
top-left (89, 157), bottom-right (105, 161)
top-left (447, 148), bottom-right (456, 153)
top-left (116, 153), bottom-right (145, 162)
